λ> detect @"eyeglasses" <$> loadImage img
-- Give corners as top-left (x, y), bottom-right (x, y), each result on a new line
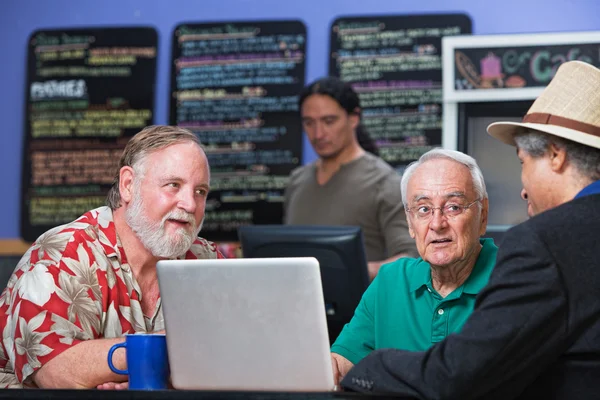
top-left (406, 199), bottom-right (482, 222)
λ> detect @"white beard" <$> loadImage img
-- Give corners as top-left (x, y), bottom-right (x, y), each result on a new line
top-left (125, 186), bottom-right (202, 259)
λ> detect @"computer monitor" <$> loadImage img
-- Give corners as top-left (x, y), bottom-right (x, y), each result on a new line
top-left (237, 225), bottom-right (370, 344)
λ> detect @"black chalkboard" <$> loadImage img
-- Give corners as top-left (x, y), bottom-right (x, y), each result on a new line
top-left (453, 43), bottom-right (600, 90)
top-left (329, 14), bottom-right (471, 169)
top-left (21, 27), bottom-right (158, 242)
top-left (169, 20), bottom-right (306, 242)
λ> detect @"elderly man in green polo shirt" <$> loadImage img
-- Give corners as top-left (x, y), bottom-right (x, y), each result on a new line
top-left (331, 148), bottom-right (497, 382)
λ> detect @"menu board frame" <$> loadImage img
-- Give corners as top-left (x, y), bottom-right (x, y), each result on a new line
top-left (21, 27), bottom-right (158, 242)
top-left (169, 20), bottom-right (307, 242)
top-left (441, 30), bottom-right (600, 150)
top-left (329, 13), bottom-right (471, 169)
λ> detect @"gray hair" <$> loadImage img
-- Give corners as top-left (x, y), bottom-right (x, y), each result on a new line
top-left (400, 148), bottom-right (488, 205)
top-left (514, 130), bottom-right (600, 181)
top-left (106, 125), bottom-right (202, 210)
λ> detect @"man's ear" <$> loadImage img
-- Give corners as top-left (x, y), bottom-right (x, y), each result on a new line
top-left (119, 166), bottom-right (135, 204)
top-left (350, 108), bottom-right (360, 131)
top-left (406, 212), bottom-right (415, 239)
top-left (478, 197), bottom-right (489, 237)
top-left (548, 142), bottom-right (567, 173)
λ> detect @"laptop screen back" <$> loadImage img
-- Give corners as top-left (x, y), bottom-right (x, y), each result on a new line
top-left (157, 257), bottom-right (334, 391)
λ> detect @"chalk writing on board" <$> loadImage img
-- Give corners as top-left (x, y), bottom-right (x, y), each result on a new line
top-left (22, 28), bottom-right (158, 241)
top-left (453, 44), bottom-right (600, 90)
top-left (170, 21), bottom-right (306, 241)
top-left (330, 15), bottom-right (471, 168)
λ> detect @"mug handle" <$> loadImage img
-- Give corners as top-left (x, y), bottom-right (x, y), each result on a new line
top-left (107, 342), bottom-right (128, 375)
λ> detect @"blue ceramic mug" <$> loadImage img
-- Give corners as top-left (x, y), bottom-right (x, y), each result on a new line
top-left (107, 333), bottom-right (170, 390)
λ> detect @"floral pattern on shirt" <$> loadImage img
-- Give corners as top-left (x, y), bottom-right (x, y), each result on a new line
top-left (0, 206), bottom-right (223, 387)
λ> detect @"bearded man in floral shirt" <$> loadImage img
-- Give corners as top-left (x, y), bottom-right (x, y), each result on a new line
top-left (0, 125), bottom-right (224, 388)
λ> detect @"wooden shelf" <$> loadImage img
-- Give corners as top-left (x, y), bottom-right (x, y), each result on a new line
top-left (0, 239), bottom-right (32, 256)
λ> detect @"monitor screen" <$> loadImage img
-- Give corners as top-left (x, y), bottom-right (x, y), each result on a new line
top-left (237, 225), bottom-right (370, 344)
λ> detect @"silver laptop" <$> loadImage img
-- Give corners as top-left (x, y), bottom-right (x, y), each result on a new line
top-left (156, 257), bottom-right (335, 391)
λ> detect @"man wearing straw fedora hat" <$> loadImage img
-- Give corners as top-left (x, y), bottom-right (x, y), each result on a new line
top-left (338, 60), bottom-right (600, 399)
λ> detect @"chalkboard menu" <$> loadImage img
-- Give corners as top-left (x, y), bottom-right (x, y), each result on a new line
top-left (330, 14), bottom-right (471, 168)
top-left (22, 28), bottom-right (158, 242)
top-left (170, 21), bottom-right (306, 242)
top-left (454, 43), bottom-right (600, 90)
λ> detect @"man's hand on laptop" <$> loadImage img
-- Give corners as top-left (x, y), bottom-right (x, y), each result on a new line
top-left (331, 353), bottom-right (354, 387)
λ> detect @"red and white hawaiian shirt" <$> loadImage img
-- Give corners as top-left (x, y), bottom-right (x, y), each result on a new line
top-left (0, 206), bottom-right (223, 387)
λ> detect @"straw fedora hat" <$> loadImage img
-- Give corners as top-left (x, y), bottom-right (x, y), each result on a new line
top-left (487, 60), bottom-right (600, 150)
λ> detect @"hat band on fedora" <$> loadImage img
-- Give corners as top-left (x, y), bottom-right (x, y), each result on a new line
top-left (523, 112), bottom-right (600, 138)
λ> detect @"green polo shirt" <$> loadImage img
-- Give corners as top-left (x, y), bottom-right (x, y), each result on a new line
top-left (331, 238), bottom-right (497, 364)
